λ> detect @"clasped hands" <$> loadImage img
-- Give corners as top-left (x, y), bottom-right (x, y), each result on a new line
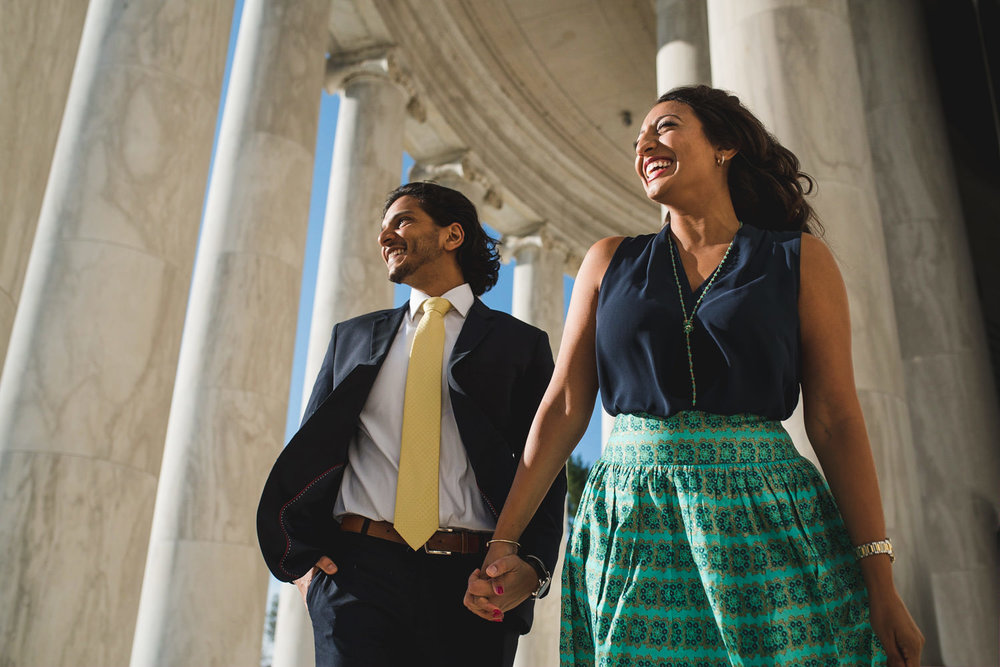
top-left (463, 544), bottom-right (539, 623)
top-left (295, 548), bottom-right (539, 624)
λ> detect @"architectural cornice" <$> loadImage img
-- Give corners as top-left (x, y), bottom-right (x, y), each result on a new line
top-left (369, 0), bottom-right (660, 249)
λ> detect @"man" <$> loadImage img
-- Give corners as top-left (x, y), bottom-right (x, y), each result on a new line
top-left (257, 182), bottom-right (566, 667)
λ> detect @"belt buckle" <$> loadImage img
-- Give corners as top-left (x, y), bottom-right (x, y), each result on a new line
top-left (423, 527), bottom-right (458, 555)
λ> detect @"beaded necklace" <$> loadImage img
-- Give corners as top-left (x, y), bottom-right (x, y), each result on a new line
top-left (667, 222), bottom-right (743, 405)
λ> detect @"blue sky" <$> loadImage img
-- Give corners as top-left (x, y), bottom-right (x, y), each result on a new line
top-left (213, 1), bottom-right (603, 465)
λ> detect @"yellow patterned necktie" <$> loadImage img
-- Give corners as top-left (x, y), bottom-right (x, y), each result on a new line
top-left (394, 297), bottom-right (452, 549)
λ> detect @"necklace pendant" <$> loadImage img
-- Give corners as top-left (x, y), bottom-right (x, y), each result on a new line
top-left (683, 319), bottom-right (694, 334)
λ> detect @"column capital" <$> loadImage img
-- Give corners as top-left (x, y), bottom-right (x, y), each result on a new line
top-left (411, 150), bottom-right (504, 210)
top-left (325, 46), bottom-right (426, 122)
top-left (501, 227), bottom-right (572, 267)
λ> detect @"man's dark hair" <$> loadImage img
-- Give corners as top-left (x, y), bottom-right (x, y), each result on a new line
top-left (382, 182), bottom-right (501, 295)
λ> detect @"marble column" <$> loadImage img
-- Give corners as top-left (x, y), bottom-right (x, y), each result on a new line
top-left (128, 1), bottom-right (330, 665)
top-left (707, 0), bottom-right (937, 655)
top-left (601, 409), bottom-right (615, 452)
top-left (271, 50), bottom-right (408, 667)
top-left (782, 398), bottom-right (822, 471)
top-left (305, 52), bottom-right (408, 341)
top-left (509, 232), bottom-right (567, 359)
top-left (0, 0), bottom-right (234, 665)
top-left (655, 0), bottom-right (710, 95)
top-left (513, 511), bottom-right (568, 667)
top-left (849, 1), bottom-right (1000, 662)
top-left (507, 230), bottom-right (567, 667)
top-left (272, 584), bottom-right (317, 667)
top-left (0, 0), bottom-right (89, 366)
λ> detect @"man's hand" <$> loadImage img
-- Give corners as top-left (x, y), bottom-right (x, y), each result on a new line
top-left (293, 555), bottom-right (338, 604)
top-left (463, 554), bottom-right (539, 622)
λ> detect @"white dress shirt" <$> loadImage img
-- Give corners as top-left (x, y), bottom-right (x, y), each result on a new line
top-left (333, 283), bottom-right (496, 531)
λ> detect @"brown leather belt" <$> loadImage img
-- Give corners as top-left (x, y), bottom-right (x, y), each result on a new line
top-left (339, 515), bottom-right (491, 555)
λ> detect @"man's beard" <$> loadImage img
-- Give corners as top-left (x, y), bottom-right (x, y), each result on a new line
top-left (387, 244), bottom-right (442, 285)
top-left (388, 264), bottom-right (413, 284)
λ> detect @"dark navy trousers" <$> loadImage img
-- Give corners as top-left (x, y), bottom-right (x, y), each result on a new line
top-left (306, 531), bottom-right (519, 667)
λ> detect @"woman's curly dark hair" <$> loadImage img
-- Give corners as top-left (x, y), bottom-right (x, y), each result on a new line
top-left (382, 182), bottom-right (501, 295)
top-left (658, 85), bottom-right (821, 234)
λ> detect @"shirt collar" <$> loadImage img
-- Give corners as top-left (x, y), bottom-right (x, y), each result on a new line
top-left (408, 283), bottom-right (474, 320)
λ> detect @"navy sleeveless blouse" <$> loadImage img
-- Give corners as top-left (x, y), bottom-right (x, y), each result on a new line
top-left (596, 223), bottom-right (802, 421)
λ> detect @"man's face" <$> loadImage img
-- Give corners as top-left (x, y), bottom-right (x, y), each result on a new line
top-left (378, 196), bottom-right (450, 286)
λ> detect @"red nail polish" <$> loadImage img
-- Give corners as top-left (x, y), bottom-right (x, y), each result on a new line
top-left (496, 586), bottom-right (504, 595)
top-left (492, 609), bottom-right (501, 618)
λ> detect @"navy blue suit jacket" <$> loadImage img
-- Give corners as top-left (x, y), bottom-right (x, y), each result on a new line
top-left (257, 299), bottom-right (566, 631)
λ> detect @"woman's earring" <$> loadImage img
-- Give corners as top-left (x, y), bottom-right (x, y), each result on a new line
top-left (716, 154), bottom-right (726, 167)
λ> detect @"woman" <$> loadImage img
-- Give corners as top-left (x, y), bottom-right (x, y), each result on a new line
top-left (464, 85), bottom-right (924, 665)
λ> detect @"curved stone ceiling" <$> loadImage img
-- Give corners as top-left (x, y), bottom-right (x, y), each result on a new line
top-left (332, 0), bottom-right (662, 255)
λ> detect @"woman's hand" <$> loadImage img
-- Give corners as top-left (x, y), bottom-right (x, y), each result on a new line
top-left (463, 543), bottom-right (536, 622)
top-left (464, 554), bottom-right (540, 622)
top-left (868, 588), bottom-right (924, 667)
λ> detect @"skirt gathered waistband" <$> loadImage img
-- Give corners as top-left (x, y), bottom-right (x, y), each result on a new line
top-left (603, 410), bottom-right (799, 466)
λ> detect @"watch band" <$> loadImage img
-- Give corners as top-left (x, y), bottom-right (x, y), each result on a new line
top-left (522, 554), bottom-right (551, 598)
top-left (854, 538), bottom-right (894, 563)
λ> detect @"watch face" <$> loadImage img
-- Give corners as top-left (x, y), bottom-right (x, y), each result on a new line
top-left (534, 576), bottom-right (551, 598)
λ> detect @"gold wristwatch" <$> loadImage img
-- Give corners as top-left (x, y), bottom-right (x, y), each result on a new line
top-left (854, 538), bottom-right (894, 563)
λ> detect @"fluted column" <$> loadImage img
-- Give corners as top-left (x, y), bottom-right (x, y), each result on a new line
top-left (655, 0), bottom-right (710, 95)
top-left (507, 230), bottom-right (567, 667)
top-left (0, 0), bottom-right (89, 366)
top-left (850, 1), bottom-right (1000, 663)
top-left (707, 0), bottom-right (936, 653)
top-left (0, 1), bottom-right (233, 664)
top-left (128, 2), bottom-right (330, 665)
top-left (271, 50), bottom-right (409, 667)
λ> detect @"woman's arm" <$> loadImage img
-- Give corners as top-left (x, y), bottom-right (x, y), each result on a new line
top-left (462, 236), bottom-right (623, 620)
top-left (487, 236), bottom-right (622, 543)
top-left (798, 234), bottom-right (923, 666)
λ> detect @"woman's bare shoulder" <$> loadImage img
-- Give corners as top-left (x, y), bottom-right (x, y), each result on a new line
top-left (577, 236), bottom-right (627, 291)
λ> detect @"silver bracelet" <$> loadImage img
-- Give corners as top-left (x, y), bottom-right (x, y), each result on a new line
top-left (854, 538), bottom-right (894, 563)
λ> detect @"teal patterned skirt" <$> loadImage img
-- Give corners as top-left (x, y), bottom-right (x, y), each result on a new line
top-left (560, 412), bottom-right (885, 666)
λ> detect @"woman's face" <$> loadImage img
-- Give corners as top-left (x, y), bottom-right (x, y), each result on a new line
top-left (633, 100), bottom-right (722, 206)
